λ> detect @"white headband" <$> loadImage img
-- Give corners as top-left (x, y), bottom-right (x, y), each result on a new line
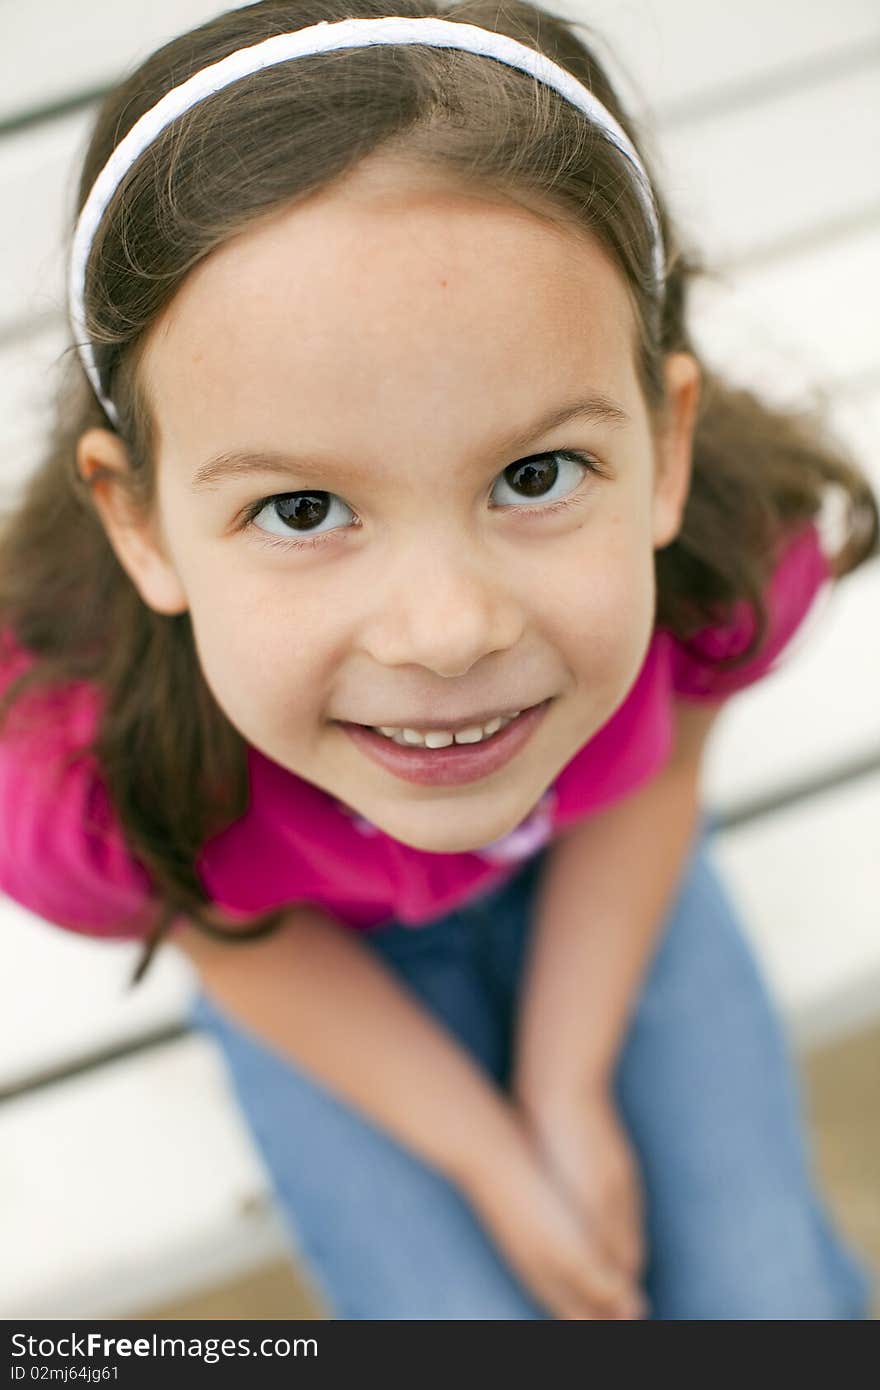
top-left (68, 14), bottom-right (665, 429)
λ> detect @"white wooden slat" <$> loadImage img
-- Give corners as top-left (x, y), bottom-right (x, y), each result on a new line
top-left (557, 0), bottom-right (880, 122)
top-left (1, 43), bottom-right (878, 331)
top-left (697, 552), bottom-right (879, 814)
top-left (710, 774), bottom-right (880, 1052)
top-left (690, 224), bottom-right (880, 403)
top-left (0, 2), bottom-right (249, 125)
top-left (685, 248), bottom-right (880, 806)
top-left (0, 1033), bottom-right (298, 1320)
top-left (0, 321), bottom-right (70, 506)
top-left (830, 386), bottom-right (880, 497)
top-left (660, 61), bottom-right (880, 271)
top-left (4, 0), bottom-right (879, 129)
top-left (0, 111), bottom-right (93, 331)
top-left (0, 894), bottom-right (190, 1093)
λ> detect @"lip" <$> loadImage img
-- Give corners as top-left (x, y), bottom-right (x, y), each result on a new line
top-left (336, 700), bottom-right (552, 786)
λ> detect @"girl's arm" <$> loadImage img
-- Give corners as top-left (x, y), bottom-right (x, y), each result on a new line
top-left (175, 901), bottom-right (643, 1318)
top-left (167, 699), bottom-right (717, 1316)
top-left (511, 698), bottom-right (726, 1117)
top-left (174, 904), bottom-right (526, 1188)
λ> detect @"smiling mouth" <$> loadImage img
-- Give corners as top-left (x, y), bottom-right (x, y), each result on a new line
top-left (354, 705), bottom-right (537, 747)
top-left (334, 700), bottom-right (553, 787)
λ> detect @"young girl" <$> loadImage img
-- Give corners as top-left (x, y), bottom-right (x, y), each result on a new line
top-left (1, 0), bottom-right (876, 1320)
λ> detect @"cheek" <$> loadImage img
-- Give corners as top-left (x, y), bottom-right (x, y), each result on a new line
top-left (186, 585), bottom-right (329, 740)
top-left (550, 530), bottom-right (655, 688)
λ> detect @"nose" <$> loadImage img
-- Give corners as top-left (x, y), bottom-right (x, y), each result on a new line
top-left (358, 528), bottom-right (524, 678)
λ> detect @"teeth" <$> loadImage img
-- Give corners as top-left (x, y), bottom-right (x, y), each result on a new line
top-left (448, 725), bottom-right (488, 745)
top-left (423, 731), bottom-right (456, 748)
top-left (372, 711), bottom-right (522, 748)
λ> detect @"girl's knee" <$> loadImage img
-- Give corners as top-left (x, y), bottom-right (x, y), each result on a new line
top-left (646, 1199), bottom-right (874, 1320)
top-left (310, 1246), bottom-right (549, 1319)
top-left (651, 1267), bottom-right (871, 1321)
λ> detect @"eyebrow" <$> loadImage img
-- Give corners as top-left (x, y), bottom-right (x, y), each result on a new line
top-left (189, 392), bottom-right (630, 492)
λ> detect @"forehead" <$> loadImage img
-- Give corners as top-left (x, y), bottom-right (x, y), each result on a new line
top-left (139, 162), bottom-right (639, 461)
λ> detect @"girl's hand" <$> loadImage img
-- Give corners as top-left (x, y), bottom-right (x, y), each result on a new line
top-left (518, 1079), bottom-right (649, 1291)
top-left (460, 1121), bottom-right (647, 1319)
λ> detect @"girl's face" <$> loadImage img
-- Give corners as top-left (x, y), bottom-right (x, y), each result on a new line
top-left (80, 155), bottom-right (700, 854)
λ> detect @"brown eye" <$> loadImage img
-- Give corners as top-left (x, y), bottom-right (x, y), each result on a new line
top-left (245, 489), bottom-right (356, 543)
top-left (505, 456), bottom-right (559, 498)
top-left (491, 450), bottom-right (596, 508)
top-left (241, 447), bottom-right (601, 555)
top-left (271, 493), bottom-right (331, 531)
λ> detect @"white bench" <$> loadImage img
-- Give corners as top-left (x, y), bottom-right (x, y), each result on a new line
top-left (1, 0), bottom-right (878, 1320)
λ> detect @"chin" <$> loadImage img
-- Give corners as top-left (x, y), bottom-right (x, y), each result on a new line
top-left (375, 800), bottom-right (523, 855)
top-left (381, 821), bottom-right (485, 854)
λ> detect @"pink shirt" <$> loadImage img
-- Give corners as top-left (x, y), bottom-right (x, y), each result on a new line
top-left (0, 523), bottom-right (830, 941)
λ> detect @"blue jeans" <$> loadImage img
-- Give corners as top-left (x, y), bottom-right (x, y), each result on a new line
top-left (187, 818), bottom-right (875, 1319)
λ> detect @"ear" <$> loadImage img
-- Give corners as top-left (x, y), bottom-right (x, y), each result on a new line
top-left (651, 351), bottom-right (701, 551)
top-left (76, 427), bottom-right (189, 616)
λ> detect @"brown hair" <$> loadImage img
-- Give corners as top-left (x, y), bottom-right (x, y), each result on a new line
top-left (1, 0), bottom-right (877, 987)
